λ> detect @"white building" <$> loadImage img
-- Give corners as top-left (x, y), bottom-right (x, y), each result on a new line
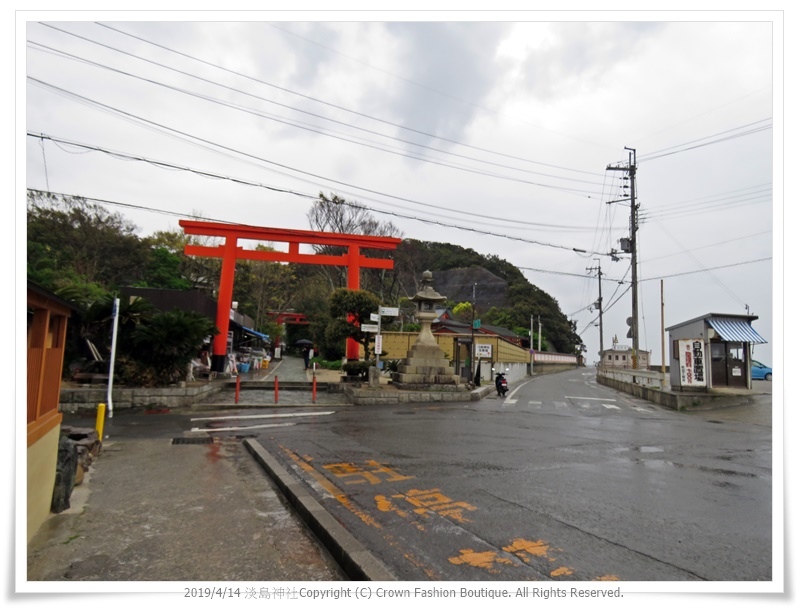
top-left (600, 342), bottom-right (651, 370)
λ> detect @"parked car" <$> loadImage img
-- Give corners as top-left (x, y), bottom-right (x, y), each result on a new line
top-left (751, 360), bottom-right (772, 381)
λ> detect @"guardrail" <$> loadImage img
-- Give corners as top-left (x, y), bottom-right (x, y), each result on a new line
top-left (597, 367), bottom-right (666, 388)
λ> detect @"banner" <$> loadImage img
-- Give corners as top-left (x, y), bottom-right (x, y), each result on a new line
top-left (679, 339), bottom-right (706, 387)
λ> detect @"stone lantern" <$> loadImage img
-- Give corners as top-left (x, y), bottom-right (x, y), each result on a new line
top-left (392, 271), bottom-right (462, 389)
top-left (410, 270), bottom-right (447, 347)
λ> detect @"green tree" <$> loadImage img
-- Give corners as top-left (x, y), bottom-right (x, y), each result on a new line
top-left (284, 274), bottom-right (328, 353)
top-left (128, 309), bottom-right (218, 386)
top-left (145, 229), bottom-right (221, 293)
top-left (80, 295), bottom-right (156, 357)
top-left (451, 301), bottom-right (475, 324)
top-left (232, 247), bottom-right (297, 332)
top-left (136, 247), bottom-right (192, 290)
top-left (27, 190), bottom-right (149, 295)
top-left (327, 288), bottom-right (381, 360)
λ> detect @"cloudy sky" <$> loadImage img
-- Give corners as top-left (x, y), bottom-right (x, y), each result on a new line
top-left (22, 11), bottom-right (783, 369)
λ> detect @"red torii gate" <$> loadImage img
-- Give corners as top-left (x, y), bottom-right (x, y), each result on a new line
top-left (267, 311), bottom-right (309, 325)
top-left (179, 220), bottom-right (402, 371)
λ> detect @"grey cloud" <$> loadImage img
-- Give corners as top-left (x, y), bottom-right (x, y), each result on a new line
top-left (383, 22), bottom-right (514, 148)
top-left (270, 22), bottom-right (343, 89)
top-left (519, 22), bottom-right (664, 101)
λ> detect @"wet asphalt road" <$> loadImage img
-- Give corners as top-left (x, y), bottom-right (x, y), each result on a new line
top-left (196, 368), bottom-right (772, 582)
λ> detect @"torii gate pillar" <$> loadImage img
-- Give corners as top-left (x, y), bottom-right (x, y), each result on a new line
top-left (179, 220), bottom-right (401, 372)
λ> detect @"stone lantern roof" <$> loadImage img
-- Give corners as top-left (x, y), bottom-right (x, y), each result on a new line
top-left (409, 270), bottom-right (447, 305)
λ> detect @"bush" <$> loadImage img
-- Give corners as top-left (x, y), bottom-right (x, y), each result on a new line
top-left (128, 309), bottom-right (218, 386)
top-left (312, 357), bottom-right (342, 370)
top-left (342, 360), bottom-right (371, 378)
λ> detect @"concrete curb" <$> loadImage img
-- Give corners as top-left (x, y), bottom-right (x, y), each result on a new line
top-left (243, 439), bottom-right (397, 582)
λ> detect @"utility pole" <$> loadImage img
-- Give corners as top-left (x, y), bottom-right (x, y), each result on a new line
top-left (661, 279), bottom-right (667, 387)
top-left (471, 283), bottom-right (477, 385)
top-left (538, 315), bottom-right (542, 352)
top-left (588, 259), bottom-right (604, 365)
top-left (607, 147), bottom-right (639, 369)
top-left (530, 315), bottom-right (534, 369)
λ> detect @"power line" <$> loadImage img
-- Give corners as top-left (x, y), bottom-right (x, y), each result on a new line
top-left (24, 180), bottom-right (609, 257)
top-left (38, 22), bottom-right (607, 180)
top-left (28, 132), bottom-right (619, 234)
top-left (639, 257), bottom-right (771, 281)
top-left (640, 194), bottom-right (771, 222)
top-left (638, 118), bottom-right (771, 160)
top-left (637, 122), bottom-right (771, 163)
top-left (643, 182), bottom-right (772, 211)
top-left (266, 22), bottom-right (615, 152)
top-left (641, 230), bottom-right (771, 263)
top-left (27, 37), bottom-right (607, 197)
top-left (27, 186), bottom-right (772, 293)
top-left (519, 265), bottom-right (628, 283)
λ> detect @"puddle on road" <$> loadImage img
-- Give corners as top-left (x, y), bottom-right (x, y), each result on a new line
top-left (631, 458), bottom-right (759, 478)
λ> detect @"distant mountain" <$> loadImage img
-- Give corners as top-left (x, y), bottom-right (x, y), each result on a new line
top-left (423, 266), bottom-right (510, 309)
top-left (392, 239), bottom-right (583, 354)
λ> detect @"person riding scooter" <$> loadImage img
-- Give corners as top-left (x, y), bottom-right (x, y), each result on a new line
top-left (495, 371), bottom-right (508, 396)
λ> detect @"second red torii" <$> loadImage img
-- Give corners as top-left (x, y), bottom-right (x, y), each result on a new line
top-left (179, 220), bottom-right (402, 370)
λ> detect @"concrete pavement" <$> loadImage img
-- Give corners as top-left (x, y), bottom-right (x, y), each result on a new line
top-left (26, 357), bottom-right (349, 583)
top-left (27, 360), bottom-right (771, 583)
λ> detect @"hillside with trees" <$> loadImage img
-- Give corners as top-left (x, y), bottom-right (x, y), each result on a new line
top-left (27, 189), bottom-right (584, 383)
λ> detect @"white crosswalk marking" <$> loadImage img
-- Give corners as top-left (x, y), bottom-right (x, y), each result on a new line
top-left (191, 411), bottom-right (335, 422)
top-left (190, 410), bottom-right (336, 433)
top-left (603, 404), bottom-right (621, 410)
top-left (565, 396), bottom-right (616, 401)
top-left (190, 422), bottom-right (296, 433)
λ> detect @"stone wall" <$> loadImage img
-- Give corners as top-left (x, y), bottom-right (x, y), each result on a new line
top-left (60, 382), bottom-right (225, 413)
top-left (595, 374), bottom-right (751, 410)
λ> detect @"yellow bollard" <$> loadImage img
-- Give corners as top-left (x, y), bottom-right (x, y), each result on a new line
top-left (96, 403), bottom-right (106, 441)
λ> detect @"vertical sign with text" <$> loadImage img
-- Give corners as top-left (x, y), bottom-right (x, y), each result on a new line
top-left (679, 339), bottom-right (706, 387)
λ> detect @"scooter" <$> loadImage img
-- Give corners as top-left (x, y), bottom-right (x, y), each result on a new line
top-left (495, 372), bottom-right (508, 397)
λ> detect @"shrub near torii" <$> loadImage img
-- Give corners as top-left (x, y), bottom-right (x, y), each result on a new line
top-left (327, 288), bottom-right (381, 364)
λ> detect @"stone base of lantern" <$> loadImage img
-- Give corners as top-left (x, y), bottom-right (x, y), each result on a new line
top-left (391, 343), bottom-right (465, 390)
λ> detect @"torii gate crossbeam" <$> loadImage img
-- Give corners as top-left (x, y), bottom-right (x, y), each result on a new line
top-left (179, 220), bottom-right (401, 371)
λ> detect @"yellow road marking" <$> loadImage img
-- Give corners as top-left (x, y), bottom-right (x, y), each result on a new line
top-left (448, 549), bottom-right (514, 574)
top-left (550, 566), bottom-right (574, 577)
top-left (280, 446), bottom-right (382, 529)
top-left (503, 538), bottom-right (551, 561)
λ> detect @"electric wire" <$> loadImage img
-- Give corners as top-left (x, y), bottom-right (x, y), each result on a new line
top-left (637, 118), bottom-right (772, 161)
top-left (28, 37), bottom-right (607, 195)
top-left (38, 22), bottom-right (608, 179)
top-left (29, 131), bottom-right (619, 234)
top-left (266, 22), bottom-right (615, 152)
top-left (97, 21), bottom-right (609, 176)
